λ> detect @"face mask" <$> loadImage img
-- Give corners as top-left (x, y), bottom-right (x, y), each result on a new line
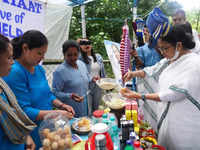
top-left (168, 45), bottom-right (179, 61)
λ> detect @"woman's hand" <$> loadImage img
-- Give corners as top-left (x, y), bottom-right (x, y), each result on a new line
top-left (123, 72), bottom-right (134, 83)
top-left (71, 93), bottom-right (84, 102)
top-left (26, 135), bottom-right (35, 150)
top-left (55, 110), bottom-right (74, 119)
top-left (60, 104), bottom-right (75, 116)
top-left (92, 76), bottom-right (100, 82)
top-left (123, 70), bottom-right (145, 83)
top-left (120, 88), bottom-right (140, 99)
top-left (130, 49), bottom-right (138, 58)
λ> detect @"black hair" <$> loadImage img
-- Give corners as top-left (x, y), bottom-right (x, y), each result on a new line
top-left (11, 30), bottom-right (48, 59)
top-left (184, 21), bottom-right (193, 35)
top-left (78, 38), bottom-right (97, 64)
top-left (0, 34), bottom-right (10, 54)
top-left (160, 24), bottom-right (195, 50)
top-left (80, 48), bottom-right (97, 64)
top-left (62, 40), bottom-right (80, 55)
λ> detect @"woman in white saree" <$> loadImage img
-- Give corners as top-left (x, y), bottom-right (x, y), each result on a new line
top-left (121, 24), bottom-right (200, 150)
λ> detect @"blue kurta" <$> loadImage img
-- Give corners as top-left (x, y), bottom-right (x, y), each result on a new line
top-left (3, 61), bottom-right (56, 150)
top-left (136, 43), bottom-right (162, 68)
top-left (52, 60), bottom-right (90, 117)
top-left (132, 43), bottom-right (162, 90)
top-left (0, 93), bottom-right (25, 150)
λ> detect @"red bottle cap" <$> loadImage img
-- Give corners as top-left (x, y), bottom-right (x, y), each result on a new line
top-left (93, 110), bottom-right (104, 118)
top-left (134, 141), bottom-right (140, 148)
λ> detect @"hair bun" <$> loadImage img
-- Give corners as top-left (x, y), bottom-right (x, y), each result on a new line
top-left (182, 32), bottom-right (195, 49)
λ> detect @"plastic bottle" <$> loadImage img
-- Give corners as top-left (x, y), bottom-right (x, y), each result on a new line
top-left (125, 140), bottom-right (134, 150)
top-left (109, 116), bottom-right (116, 137)
top-left (129, 131), bottom-right (136, 142)
top-left (102, 113), bottom-right (110, 125)
top-left (112, 126), bottom-right (120, 150)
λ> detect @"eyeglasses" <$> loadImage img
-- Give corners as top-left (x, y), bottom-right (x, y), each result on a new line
top-left (158, 46), bottom-right (172, 52)
top-left (79, 40), bottom-right (91, 45)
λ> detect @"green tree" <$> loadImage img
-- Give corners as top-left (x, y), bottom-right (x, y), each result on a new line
top-left (69, 0), bottom-right (160, 58)
top-left (187, 10), bottom-right (200, 32)
top-left (69, 0), bottom-right (182, 77)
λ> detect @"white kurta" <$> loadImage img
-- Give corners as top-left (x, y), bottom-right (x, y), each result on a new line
top-left (137, 58), bottom-right (169, 130)
top-left (158, 52), bottom-right (200, 150)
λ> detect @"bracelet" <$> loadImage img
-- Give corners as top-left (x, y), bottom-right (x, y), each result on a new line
top-left (141, 94), bottom-right (146, 102)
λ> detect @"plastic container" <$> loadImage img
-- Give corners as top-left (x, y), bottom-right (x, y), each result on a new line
top-left (89, 123), bottom-right (113, 150)
top-left (39, 113), bottom-right (72, 150)
top-left (95, 134), bottom-right (108, 150)
top-left (93, 110), bottom-right (104, 124)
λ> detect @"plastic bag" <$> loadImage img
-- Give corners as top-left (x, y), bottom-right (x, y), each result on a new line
top-left (39, 112), bottom-right (72, 150)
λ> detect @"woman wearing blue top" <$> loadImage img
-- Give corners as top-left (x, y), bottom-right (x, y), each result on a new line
top-left (52, 40), bottom-right (91, 117)
top-left (78, 38), bottom-right (106, 115)
top-left (0, 34), bottom-right (36, 150)
top-left (3, 30), bottom-right (75, 150)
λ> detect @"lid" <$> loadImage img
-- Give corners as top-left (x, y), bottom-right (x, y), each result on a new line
top-left (93, 110), bottom-right (104, 118)
top-left (95, 134), bottom-right (106, 147)
top-left (110, 116), bottom-right (115, 121)
top-left (102, 119), bottom-right (109, 125)
top-left (102, 114), bottom-right (108, 119)
top-left (129, 131), bottom-right (136, 139)
top-left (134, 141), bottom-right (140, 148)
top-left (126, 139), bottom-right (133, 145)
top-left (92, 123), bottom-right (109, 133)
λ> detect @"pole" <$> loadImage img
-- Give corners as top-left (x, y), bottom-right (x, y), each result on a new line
top-left (81, 4), bottom-right (86, 38)
top-left (132, 0), bottom-right (137, 45)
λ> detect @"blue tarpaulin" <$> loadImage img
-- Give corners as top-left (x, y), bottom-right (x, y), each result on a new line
top-left (39, 0), bottom-right (95, 6)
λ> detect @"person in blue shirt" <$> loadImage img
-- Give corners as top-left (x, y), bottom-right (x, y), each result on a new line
top-left (130, 27), bottom-right (162, 90)
top-left (0, 34), bottom-right (36, 150)
top-left (3, 30), bottom-right (75, 150)
top-left (77, 38), bottom-right (106, 115)
top-left (52, 40), bottom-right (91, 117)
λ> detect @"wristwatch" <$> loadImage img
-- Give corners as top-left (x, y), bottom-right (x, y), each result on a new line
top-left (141, 94), bottom-right (146, 102)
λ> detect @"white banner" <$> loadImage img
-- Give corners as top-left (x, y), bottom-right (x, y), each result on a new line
top-left (104, 40), bottom-right (122, 84)
top-left (0, 0), bottom-right (45, 39)
top-left (44, 3), bottom-right (72, 59)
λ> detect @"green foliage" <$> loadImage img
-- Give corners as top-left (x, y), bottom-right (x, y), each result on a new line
top-left (69, 0), bottom-right (182, 77)
top-left (187, 10), bottom-right (200, 32)
top-left (69, 0), bottom-right (161, 58)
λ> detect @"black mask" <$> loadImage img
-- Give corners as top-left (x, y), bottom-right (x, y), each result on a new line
top-left (79, 40), bottom-right (91, 45)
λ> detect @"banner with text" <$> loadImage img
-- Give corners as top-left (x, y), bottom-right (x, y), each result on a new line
top-left (0, 0), bottom-right (45, 39)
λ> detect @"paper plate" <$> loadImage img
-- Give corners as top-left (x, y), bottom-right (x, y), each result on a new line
top-left (96, 78), bottom-right (117, 90)
top-left (71, 117), bottom-right (92, 135)
top-left (102, 93), bottom-right (126, 109)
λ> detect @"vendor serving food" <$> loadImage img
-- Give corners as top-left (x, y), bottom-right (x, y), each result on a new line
top-left (120, 24), bottom-right (200, 150)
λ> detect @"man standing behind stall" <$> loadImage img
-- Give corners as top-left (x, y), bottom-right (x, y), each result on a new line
top-left (172, 9), bottom-right (200, 54)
